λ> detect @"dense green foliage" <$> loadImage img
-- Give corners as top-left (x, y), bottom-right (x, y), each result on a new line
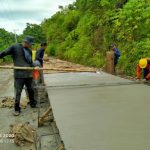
top-left (22, 23), bottom-right (46, 43)
top-left (0, 23), bottom-right (46, 60)
top-left (41, 0), bottom-right (150, 76)
top-left (0, 28), bottom-right (15, 62)
top-left (18, 23), bottom-right (46, 49)
top-left (1, 0), bottom-right (150, 76)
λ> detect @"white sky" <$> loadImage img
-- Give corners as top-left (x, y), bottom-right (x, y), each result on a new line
top-left (0, 0), bottom-right (75, 34)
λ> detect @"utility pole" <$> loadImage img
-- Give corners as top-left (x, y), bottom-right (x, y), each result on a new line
top-left (13, 29), bottom-right (18, 43)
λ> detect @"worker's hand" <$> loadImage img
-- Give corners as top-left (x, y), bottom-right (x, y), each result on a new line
top-left (34, 66), bottom-right (40, 70)
top-left (142, 78), bottom-right (148, 82)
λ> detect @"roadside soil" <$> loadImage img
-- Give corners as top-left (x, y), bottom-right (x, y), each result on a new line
top-left (43, 56), bottom-right (96, 74)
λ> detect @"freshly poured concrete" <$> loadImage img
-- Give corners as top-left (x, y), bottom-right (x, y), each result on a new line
top-left (45, 72), bottom-right (150, 150)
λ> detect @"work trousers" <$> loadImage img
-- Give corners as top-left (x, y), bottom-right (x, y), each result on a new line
top-left (14, 78), bottom-right (36, 111)
top-left (143, 68), bottom-right (149, 79)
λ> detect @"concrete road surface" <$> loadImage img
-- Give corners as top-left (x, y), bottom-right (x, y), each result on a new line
top-left (45, 72), bottom-right (150, 150)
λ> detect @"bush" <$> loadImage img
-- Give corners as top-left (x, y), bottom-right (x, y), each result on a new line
top-left (47, 44), bottom-right (56, 56)
top-left (87, 53), bottom-right (105, 67)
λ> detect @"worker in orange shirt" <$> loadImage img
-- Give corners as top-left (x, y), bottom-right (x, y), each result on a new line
top-left (136, 58), bottom-right (150, 81)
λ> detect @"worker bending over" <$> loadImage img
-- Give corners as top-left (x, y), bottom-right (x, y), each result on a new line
top-left (136, 58), bottom-right (150, 81)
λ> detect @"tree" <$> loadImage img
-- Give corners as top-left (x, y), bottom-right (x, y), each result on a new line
top-left (23, 23), bottom-right (46, 43)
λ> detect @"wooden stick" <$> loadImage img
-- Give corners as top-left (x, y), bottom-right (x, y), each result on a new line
top-left (0, 65), bottom-right (97, 72)
top-left (0, 66), bottom-right (34, 70)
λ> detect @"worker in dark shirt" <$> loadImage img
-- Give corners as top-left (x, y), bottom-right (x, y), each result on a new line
top-left (36, 42), bottom-right (47, 67)
top-left (35, 42), bottom-right (47, 83)
top-left (110, 44), bottom-right (120, 72)
top-left (0, 36), bottom-right (37, 116)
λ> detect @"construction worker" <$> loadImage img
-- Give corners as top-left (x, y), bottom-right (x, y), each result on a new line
top-left (32, 48), bottom-right (36, 61)
top-left (0, 36), bottom-right (37, 116)
top-left (109, 44), bottom-right (120, 73)
top-left (136, 58), bottom-right (150, 81)
top-left (35, 42), bottom-right (47, 84)
top-left (36, 42), bottom-right (47, 67)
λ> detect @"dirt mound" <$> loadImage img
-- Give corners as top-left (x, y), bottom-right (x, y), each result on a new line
top-left (9, 122), bottom-right (37, 147)
top-left (43, 57), bottom-right (96, 74)
top-left (0, 97), bottom-right (14, 108)
top-left (0, 97), bottom-right (28, 108)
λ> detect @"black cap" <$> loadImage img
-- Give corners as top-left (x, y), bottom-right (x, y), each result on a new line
top-left (41, 42), bottom-right (47, 46)
top-left (109, 44), bottom-right (115, 49)
top-left (23, 36), bottom-right (34, 46)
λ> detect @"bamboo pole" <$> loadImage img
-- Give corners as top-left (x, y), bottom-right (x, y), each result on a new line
top-left (0, 65), bottom-right (97, 72)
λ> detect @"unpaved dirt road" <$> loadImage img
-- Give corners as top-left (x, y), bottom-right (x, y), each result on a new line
top-left (43, 57), bottom-right (96, 74)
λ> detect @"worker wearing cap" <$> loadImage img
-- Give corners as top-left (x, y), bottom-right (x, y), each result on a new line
top-left (35, 42), bottom-right (47, 84)
top-left (110, 44), bottom-right (120, 72)
top-left (136, 58), bottom-right (150, 80)
top-left (36, 42), bottom-right (47, 67)
top-left (0, 36), bottom-right (37, 116)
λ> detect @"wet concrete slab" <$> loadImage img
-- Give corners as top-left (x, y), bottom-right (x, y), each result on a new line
top-left (45, 72), bottom-right (133, 86)
top-left (45, 72), bottom-right (150, 150)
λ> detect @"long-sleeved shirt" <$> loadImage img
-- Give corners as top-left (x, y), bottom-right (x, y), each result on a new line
top-left (35, 48), bottom-right (45, 67)
top-left (136, 58), bottom-right (150, 79)
top-left (0, 44), bottom-right (33, 78)
top-left (114, 48), bottom-right (120, 65)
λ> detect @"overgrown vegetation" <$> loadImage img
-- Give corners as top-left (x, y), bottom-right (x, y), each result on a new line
top-left (0, 28), bottom-right (15, 63)
top-left (40, 0), bottom-right (150, 76)
top-left (1, 0), bottom-right (150, 76)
